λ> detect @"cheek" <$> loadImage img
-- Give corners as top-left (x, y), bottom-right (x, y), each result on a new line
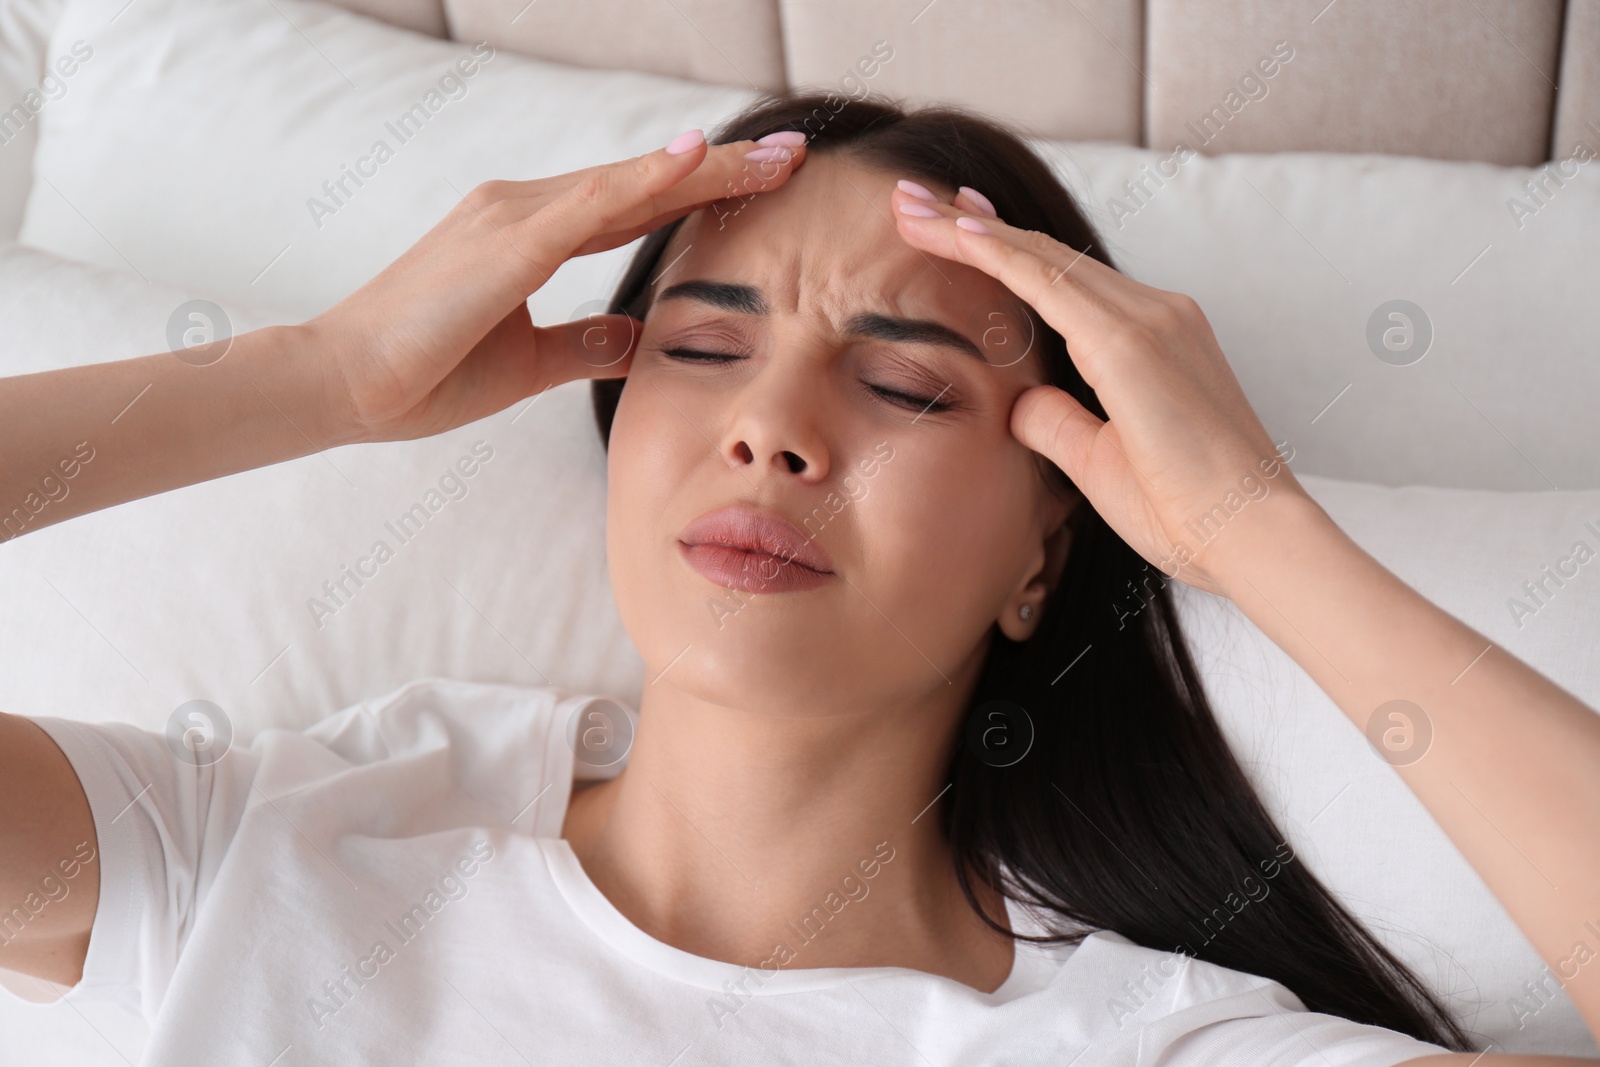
top-left (601, 363), bottom-right (1047, 712)
top-left (849, 437), bottom-right (1046, 652)
top-left (605, 382), bottom-right (681, 630)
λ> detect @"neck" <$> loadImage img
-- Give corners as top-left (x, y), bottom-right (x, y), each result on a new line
top-left (561, 663), bottom-right (1017, 991)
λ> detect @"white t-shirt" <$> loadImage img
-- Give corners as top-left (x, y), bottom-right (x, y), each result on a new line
top-left (16, 677), bottom-right (1453, 1066)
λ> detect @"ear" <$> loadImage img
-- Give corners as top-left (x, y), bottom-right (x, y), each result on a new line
top-left (997, 490), bottom-right (1080, 642)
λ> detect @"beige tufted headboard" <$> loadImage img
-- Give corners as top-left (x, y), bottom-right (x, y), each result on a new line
top-left (328, 0), bottom-right (1595, 166)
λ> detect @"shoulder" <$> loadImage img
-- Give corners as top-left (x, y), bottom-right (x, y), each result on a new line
top-left (251, 677), bottom-right (635, 835)
top-left (1059, 931), bottom-right (1455, 1067)
top-left (302, 676), bottom-right (556, 744)
top-left (300, 676), bottom-right (628, 768)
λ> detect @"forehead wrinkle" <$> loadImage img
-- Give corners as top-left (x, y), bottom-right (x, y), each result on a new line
top-left (651, 157), bottom-right (1009, 360)
top-left (796, 217), bottom-right (947, 349)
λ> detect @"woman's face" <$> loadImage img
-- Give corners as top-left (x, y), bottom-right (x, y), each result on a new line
top-left (606, 152), bottom-right (1073, 718)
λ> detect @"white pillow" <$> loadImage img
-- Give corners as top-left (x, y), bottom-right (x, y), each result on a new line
top-left (0, 242), bottom-right (294, 370)
top-left (17, 0), bottom-right (755, 327)
top-left (1034, 141), bottom-right (1600, 494)
top-left (0, 0), bottom-right (69, 240)
top-left (17, 0), bottom-right (1600, 491)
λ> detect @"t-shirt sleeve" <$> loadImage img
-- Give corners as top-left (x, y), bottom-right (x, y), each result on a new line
top-left (1149, 960), bottom-right (1456, 1067)
top-left (16, 679), bottom-right (568, 1021)
top-left (22, 715), bottom-right (265, 1020)
top-left (1157, 1007), bottom-right (1454, 1066)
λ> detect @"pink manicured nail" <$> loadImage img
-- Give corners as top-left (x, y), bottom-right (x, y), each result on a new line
top-left (758, 130), bottom-right (807, 147)
top-left (898, 200), bottom-right (941, 217)
top-left (896, 179), bottom-right (937, 201)
top-left (956, 216), bottom-right (990, 233)
top-left (666, 129), bottom-right (705, 155)
top-left (744, 145), bottom-right (793, 163)
top-left (959, 185), bottom-right (998, 217)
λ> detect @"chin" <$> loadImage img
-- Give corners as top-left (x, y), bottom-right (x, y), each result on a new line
top-left (628, 595), bottom-right (855, 716)
top-left (697, 628), bottom-right (856, 711)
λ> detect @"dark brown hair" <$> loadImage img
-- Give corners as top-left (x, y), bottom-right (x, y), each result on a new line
top-left (591, 91), bottom-right (1469, 1051)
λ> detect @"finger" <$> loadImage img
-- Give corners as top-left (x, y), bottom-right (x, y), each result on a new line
top-left (902, 180), bottom-right (998, 223)
top-left (568, 145), bottom-right (807, 257)
top-left (499, 131), bottom-right (805, 205)
top-left (889, 188), bottom-right (1149, 366)
top-left (517, 136), bottom-right (806, 267)
top-left (531, 313), bottom-right (641, 385)
top-left (1011, 384), bottom-right (1107, 489)
top-left (954, 185), bottom-right (998, 218)
top-left (575, 139), bottom-right (809, 254)
top-left (504, 132), bottom-right (709, 268)
top-left (614, 134), bottom-right (809, 223)
top-left (894, 186), bottom-right (1141, 302)
top-left (892, 186), bottom-right (1125, 294)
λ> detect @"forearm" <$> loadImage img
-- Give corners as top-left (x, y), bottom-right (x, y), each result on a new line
top-left (1211, 493), bottom-right (1600, 1038)
top-left (0, 324), bottom-right (352, 540)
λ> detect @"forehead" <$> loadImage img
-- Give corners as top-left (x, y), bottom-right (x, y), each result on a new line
top-left (650, 153), bottom-right (1031, 353)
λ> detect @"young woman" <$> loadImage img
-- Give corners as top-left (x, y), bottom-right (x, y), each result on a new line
top-left (1, 92), bottom-right (1596, 1066)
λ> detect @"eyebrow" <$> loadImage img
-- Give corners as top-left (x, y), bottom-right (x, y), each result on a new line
top-left (656, 279), bottom-right (987, 362)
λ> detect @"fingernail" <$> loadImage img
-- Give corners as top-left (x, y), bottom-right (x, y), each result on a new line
top-left (898, 201), bottom-right (941, 218)
top-left (956, 216), bottom-right (990, 234)
top-left (743, 145), bottom-right (793, 163)
top-left (959, 185), bottom-right (998, 217)
top-left (897, 179), bottom-right (937, 201)
top-left (666, 129), bottom-right (705, 155)
top-left (758, 130), bottom-right (807, 147)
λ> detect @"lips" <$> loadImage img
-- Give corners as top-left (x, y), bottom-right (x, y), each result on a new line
top-left (678, 505), bottom-right (834, 594)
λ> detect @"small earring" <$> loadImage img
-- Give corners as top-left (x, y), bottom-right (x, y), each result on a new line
top-left (1019, 604), bottom-right (1034, 622)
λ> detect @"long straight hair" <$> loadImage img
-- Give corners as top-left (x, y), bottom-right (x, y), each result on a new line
top-left (591, 92), bottom-right (1470, 1050)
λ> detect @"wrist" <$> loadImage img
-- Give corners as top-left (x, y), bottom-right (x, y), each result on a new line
top-left (261, 321), bottom-right (367, 450)
top-left (1192, 481), bottom-right (1344, 603)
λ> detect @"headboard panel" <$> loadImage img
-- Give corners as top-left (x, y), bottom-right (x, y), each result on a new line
top-left (776, 0), bottom-right (1144, 147)
top-left (333, 0), bottom-right (446, 37)
top-left (1557, 0), bottom-right (1600, 160)
top-left (1145, 0), bottom-right (1563, 165)
top-left (446, 0), bottom-right (789, 91)
top-left (336, 0), bottom-right (1595, 165)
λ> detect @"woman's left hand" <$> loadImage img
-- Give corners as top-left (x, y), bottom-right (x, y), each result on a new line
top-left (891, 182), bottom-right (1317, 598)
top-left (896, 188), bottom-right (1600, 1055)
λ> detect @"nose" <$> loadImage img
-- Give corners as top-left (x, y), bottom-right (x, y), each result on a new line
top-left (716, 355), bottom-right (832, 484)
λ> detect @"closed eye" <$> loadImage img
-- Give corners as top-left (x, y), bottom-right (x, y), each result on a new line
top-left (661, 347), bottom-right (955, 414)
top-left (661, 346), bottom-right (741, 365)
top-left (867, 382), bottom-right (952, 413)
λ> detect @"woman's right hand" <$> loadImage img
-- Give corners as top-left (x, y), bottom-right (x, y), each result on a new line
top-left (0, 130), bottom-right (805, 541)
top-left (311, 129), bottom-right (808, 444)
